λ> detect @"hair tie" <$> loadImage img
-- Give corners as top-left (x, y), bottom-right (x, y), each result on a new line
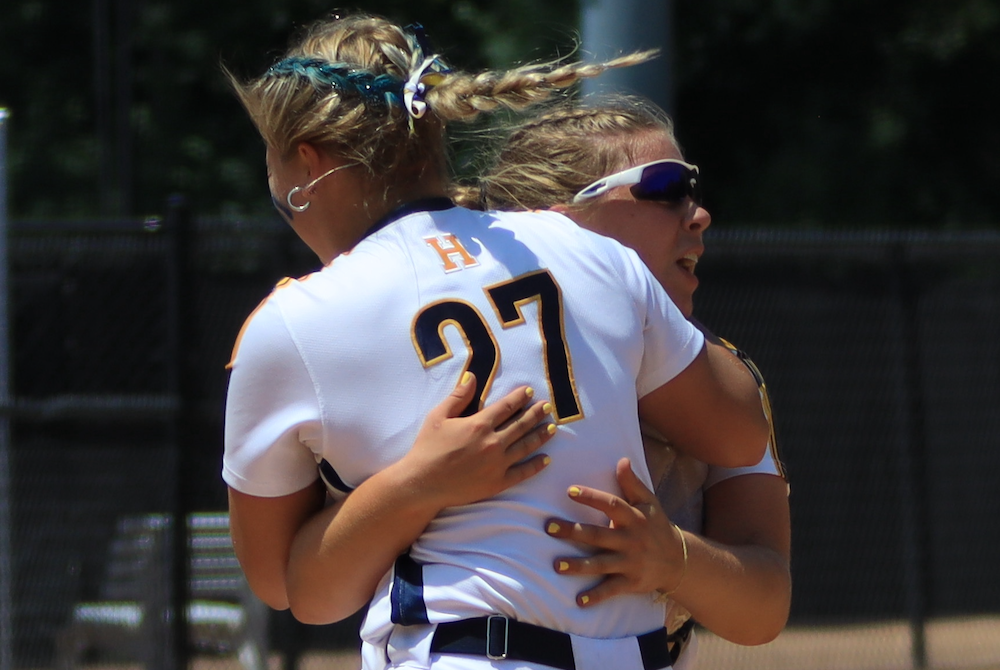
top-left (403, 55), bottom-right (446, 119)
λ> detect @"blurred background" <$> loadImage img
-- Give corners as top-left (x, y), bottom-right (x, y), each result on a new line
top-left (0, 1), bottom-right (998, 669)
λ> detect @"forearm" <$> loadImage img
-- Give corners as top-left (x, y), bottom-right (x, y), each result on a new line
top-left (674, 473), bottom-right (791, 645)
top-left (285, 461), bottom-right (444, 624)
top-left (666, 531), bottom-right (790, 645)
top-left (284, 384), bottom-right (554, 623)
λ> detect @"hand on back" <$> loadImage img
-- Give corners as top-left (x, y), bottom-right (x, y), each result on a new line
top-left (398, 372), bottom-right (556, 511)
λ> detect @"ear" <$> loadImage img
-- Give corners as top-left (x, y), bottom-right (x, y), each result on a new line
top-left (296, 142), bottom-right (324, 176)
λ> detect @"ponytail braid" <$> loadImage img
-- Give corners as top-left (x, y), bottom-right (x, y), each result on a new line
top-left (227, 11), bottom-right (657, 204)
top-left (426, 51), bottom-right (657, 122)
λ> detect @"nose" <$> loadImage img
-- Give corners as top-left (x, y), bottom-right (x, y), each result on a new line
top-left (683, 200), bottom-right (712, 233)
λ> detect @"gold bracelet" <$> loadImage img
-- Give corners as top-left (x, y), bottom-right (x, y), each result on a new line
top-left (654, 524), bottom-right (689, 603)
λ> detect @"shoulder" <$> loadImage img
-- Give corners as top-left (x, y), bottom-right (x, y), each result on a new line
top-left (705, 338), bottom-right (789, 486)
top-left (718, 337), bottom-right (768, 389)
top-left (227, 275), bottom-right (319, 370)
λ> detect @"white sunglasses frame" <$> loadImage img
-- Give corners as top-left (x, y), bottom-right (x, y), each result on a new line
top-left (572, 159), bottom-right (700, 204)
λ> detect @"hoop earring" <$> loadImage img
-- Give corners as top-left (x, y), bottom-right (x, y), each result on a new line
top-left (284, 162), bottom-right (358, 214)
top-left (286, 186), bottom-right (310, 212)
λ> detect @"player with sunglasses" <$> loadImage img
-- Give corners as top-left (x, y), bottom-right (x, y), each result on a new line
top-left (463, 96), bottom-right (791, 669)
top-left (572, 159), bottom-right (702, 205)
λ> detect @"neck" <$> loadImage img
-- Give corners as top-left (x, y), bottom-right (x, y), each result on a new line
top-left (313, 175), bottom-right (451, 264)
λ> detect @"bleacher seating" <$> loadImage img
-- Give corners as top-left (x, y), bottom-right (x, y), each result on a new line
top-left (55, 512), bottom-right (268, 670)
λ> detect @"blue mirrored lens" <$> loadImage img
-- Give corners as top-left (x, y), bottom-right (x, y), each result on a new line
top-left (631, 163), bottom-right (700, 204)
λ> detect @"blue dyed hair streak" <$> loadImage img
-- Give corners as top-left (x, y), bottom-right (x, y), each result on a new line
top-left (267, 57), bottom-right (405, 109)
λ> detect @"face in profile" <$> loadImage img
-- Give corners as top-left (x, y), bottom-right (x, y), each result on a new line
top-left (569, 131), bottom-right (712, 318)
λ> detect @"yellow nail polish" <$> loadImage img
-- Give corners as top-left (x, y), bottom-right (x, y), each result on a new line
top-left (542, 455), bottom-right (552, 466)
top-left (525, 387), bottom-right (534, 398)
top-left (580, 595), bottom-right (590, 605)
top-left (542, 402), bottom-right (553, 414)
top-left (547, 522), bottom-right (561, 534)
top-left (568, 486), bottom-right (582, 497)
top-left (460, 371), bottom-right (473, 386)
top-left (546, 423), bottom-right (557, 435)
top-left (558, 561), bottom-right (570, 572)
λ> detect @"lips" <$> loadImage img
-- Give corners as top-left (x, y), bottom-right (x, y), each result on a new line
top-left (677, 250), bottom-right (701, 273)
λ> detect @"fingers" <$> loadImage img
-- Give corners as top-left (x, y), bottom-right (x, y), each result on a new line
top-left (556, 460), bottom-right (658, 528)
top-left (575, 576), bottom-right (630, 608)
top-left (504, 450), bottom-right (552, 487)
top-left (434, 371), bottom-right (479, 419)
top-left (551, 553), bottom-right (631, 607)
top-left (496, 399), bottom-right (554, 447)
top-left (559, 484), bottom-right (642, 528)
top-left (614, 457), bottom-right (658, 507)
top-left (477, 383), bottom-right (538, 429)
top-left (545, 517), bottom-right (621, 552)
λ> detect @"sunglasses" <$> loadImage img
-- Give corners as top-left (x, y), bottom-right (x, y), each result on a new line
top-left (572, 159), bottom-right (701, 205)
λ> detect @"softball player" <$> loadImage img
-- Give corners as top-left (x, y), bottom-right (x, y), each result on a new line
top-left (472, 96), bottom-right (792, 669)
top-left (223, 13), bottom-right (768, 670)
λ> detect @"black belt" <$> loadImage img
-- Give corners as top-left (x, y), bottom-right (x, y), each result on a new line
top-left (430, 615), bottom-right (685, 670)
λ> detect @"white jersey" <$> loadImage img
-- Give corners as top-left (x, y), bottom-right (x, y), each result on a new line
top-left (223, 204), bottom-right (704, 666)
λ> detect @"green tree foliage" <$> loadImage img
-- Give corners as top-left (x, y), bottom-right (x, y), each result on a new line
top-left (673, 0), bottom-right (1000, 227)
top-left (2, 0), bottom-right (998, 226)
top-left (0, 0), bottom-right (576, 219)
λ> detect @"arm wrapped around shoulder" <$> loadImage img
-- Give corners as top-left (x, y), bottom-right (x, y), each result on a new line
top-left (637, 340), bottom-right (769, 469)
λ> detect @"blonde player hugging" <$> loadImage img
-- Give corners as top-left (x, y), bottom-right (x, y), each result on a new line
top-left (462, 95), bottom-right (791, 670)
top-left (222, 12), bottom-right (769, 670)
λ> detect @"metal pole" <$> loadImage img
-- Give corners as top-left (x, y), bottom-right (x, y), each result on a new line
top-left (0, 107), bottom-right (15, 670)
top-left (580, 0), bottom-right (676, 116)
top-left (114, 0), bottom-right (134, 215)
top-left (93, 0), bottom-right (114, 215)
top-left (166, 195), bottom-right (195, 670)
top-left (888, 243), bottom-right (929, 669)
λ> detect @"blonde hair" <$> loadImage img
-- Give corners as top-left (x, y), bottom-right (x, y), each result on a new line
top-left (463, 96), bottom-right (680, 211)
top-left (227, 13), bottom-right (655, 200)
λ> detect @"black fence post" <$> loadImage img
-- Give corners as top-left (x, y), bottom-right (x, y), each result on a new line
top-left (165, 194), bottom-right (196, 670)
top-left (889, 242), bottom-right (930, 669)
top-left (0, 107), bottom-right (13, 670)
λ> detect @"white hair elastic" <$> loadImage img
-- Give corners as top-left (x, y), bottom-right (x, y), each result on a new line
top-left (403, 55), bottom-right (444, 119)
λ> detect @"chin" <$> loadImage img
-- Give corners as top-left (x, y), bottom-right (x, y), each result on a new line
top-left (662, 283), bottom-right (695, 318)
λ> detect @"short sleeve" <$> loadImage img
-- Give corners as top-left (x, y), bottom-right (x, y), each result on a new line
top-left (222, 295), bottom-right (323, 497)
top-left (610, 244), bottom-right (704, 398)
top-left (704, 442), bottom-right (785, 489)
top-left (704, 348), bottom-right (787, 490)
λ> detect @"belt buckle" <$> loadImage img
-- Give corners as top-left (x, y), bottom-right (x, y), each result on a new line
top-left (486, 614), bottom-right (509, 660)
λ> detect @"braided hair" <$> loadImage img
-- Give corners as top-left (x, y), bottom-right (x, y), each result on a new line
top-left (465, 96), bottom-right (680, 212)
top-left (227, 13), bottom-right (656, 195)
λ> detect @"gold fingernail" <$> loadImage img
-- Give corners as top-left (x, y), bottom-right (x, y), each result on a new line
top-left (542, 455), bottom-right (552, 466)
top-left (558, 561), bottom-right (570, 572)
top-left (580, 595), bottom-right (590, 605)
top-left (460, 371), bottom-right (473, 385)
top-left (525, 387), bottom-right (534, 398)
top-left (546, 424), bottom-right (557, 435)
top-left (542, 402), bottom-right (553, 414)
top-left (547, 522), bottom-right (561, 534)
top-left (568, 486), bottom-right (582, 497)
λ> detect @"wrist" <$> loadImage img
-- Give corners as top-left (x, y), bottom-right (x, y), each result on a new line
top-left (377, 454), bottom-right (454, 518)
top-left (655, 524), bottom-right (689, 602)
